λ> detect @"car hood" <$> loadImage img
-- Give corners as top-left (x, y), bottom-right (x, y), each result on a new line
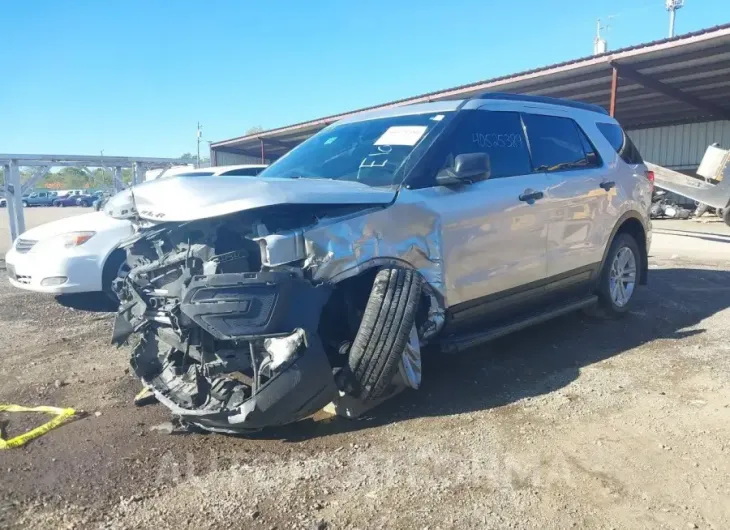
top-left (104, 176), bottom-right (397, 222)
top-left (19, 211), bottom-right (133, 241)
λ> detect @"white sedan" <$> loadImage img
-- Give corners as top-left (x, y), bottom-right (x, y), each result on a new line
top-left (4, 211), bottom-right (133, 300)
top-left (4, 164), bottom-right (268, 300)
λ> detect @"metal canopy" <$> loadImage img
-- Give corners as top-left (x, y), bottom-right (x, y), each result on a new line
top-left (212, 23), bottom-right (730, 162)
top-left (2, 153), bottom-right (185, 243)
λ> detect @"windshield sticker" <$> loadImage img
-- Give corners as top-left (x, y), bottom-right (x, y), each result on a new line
top-left (324, 137), bottom-right (337, 145)
top-left (374, 126), bottom-right (427, 146)
top-left (430, 114), bottom-right (445, 121)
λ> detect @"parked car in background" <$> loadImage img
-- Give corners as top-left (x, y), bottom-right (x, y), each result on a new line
top-left (0, 197), bottom-right (6, 207)
top-left (22, 190), bottom-right (58, 207)
top-left (4, 212), bottom-right (134, 301)
top-left (53, 193), bottom-right (95, 207)
top-left (163, 164), bottom-right (269, 178)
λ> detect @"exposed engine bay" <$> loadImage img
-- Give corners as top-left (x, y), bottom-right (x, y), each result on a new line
top-left (111, 204), bottom-right (431, 433)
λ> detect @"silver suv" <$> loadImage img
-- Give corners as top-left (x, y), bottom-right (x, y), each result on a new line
top-left (106, 94), bottom-right (653, 433)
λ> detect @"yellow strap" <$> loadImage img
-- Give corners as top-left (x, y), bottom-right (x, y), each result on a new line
top-left (0, 404), bottom-right (76, 450)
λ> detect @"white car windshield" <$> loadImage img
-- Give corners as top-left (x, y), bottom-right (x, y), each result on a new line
top-left (258, 112), bottom-right (451, 187)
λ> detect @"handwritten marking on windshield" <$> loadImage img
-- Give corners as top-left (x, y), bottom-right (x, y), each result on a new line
top-left (360, 145), bottom-right (392, 168)
top-left (472, 133), bottom-right (523, 148)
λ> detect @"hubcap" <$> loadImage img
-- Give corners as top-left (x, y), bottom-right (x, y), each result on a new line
top-left (609, 247), bottom-right (636, 308)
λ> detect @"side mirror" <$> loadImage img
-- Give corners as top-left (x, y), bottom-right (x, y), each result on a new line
top-left (436, 153), bottom-right (491, 186)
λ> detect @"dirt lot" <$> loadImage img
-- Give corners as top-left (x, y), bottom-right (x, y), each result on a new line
top-left (1, 218), bottom-right (729, 529)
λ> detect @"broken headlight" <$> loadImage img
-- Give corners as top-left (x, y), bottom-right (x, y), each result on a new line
top-left (103, 189), bottom-right (137, 219)
top-left (263, 328), bottom-right (306, 370)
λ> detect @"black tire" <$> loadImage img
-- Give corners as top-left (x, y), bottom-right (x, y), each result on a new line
top-left (723, 207), bottom-right (730, 228)
top-left (101, 250), bottom-right (127, 304)
top-left (695, 203), bottom-right (709, 217)
top-left (79, 200), bottom-right (89, 207)
top-left (347, 268), bottom-right (423, 401)
top-left (716, 208), bottom-right (725, 218)
top-left (594, 233), bottom-right (641, 318)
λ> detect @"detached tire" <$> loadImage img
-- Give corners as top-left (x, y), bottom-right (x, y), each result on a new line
top-left (595, 233), bottom-right (641, 318)
top-left (348, 268), bottom-right (423, 401)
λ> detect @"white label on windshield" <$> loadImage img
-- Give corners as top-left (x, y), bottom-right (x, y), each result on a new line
top-left (431, 114), bottom-right (445, 121)
top-left (374, 126), bottom-right (427, 146)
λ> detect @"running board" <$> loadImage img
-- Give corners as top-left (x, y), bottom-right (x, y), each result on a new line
top-left (439, 296), bottom-right (598, 354)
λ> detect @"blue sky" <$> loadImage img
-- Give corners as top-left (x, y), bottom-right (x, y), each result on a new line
top-left (1, 0), bottom-right (724, 158)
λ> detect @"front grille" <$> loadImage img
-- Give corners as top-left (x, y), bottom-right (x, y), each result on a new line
top-left (15, 238), bottom-right (37, 254)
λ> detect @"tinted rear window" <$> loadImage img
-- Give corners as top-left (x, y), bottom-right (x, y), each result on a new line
top-left (596, 122), bottom-right (644, 165)
top-left (522, 114), bottom-right (601, 172)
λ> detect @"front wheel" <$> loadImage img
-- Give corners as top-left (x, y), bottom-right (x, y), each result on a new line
top-left (347, 268), bottom-right (423, 401)
top-left (595, 233), bottom-right (641, 318)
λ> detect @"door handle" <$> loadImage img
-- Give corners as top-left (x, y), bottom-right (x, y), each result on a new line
top-left (519, 189), bottom-right (544, 202)
top-left (600, 181), bottom-right (616, 191)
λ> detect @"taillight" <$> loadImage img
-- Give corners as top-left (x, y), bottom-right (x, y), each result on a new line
top-left (645, 170), bottom-right (655, 191)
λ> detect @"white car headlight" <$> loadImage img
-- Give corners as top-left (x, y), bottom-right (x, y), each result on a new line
top-left (32, 231), bottom-right (96, 253)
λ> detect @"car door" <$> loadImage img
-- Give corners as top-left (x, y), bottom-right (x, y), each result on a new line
top-left (413, 109), bottom-right (550, 317)
top-left (521, 112), bottom-right (608, 279)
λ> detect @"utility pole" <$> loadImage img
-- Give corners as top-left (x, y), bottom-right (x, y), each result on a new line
top-left (196, 122), bottom-right (203, 168)
top-left (665, 0), bottom-right (684, 38)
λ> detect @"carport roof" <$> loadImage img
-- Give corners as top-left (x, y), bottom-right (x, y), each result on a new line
top-left (212, 23), bottom-right (730, 160)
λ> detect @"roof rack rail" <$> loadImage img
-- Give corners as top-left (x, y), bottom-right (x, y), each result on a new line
top-left (474, 92), bottom-right (609, 115)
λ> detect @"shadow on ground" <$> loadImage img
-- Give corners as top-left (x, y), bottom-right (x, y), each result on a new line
top-left (255, 267), bottom-right (730, 441)
top-left (55, 292), bottom-right (116, 313)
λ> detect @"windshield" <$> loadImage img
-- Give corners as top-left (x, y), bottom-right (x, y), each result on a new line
top-left (258, 112), bottom-right (451, 187)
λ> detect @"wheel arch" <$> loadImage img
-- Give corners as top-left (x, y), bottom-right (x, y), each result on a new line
top-left (317, 258), bottom-right (441, 353)
top-left (600, 212), bottom-right (649, 285)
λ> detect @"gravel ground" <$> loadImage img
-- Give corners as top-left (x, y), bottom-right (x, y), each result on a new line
top-left (1, 219), bottom-right (729, 529)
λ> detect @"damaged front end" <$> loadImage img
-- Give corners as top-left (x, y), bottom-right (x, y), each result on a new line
top-left (111, 206), bottom-right (355, 433)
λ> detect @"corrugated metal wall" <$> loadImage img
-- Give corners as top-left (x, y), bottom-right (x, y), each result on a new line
top-left (213, 150), bottom-right (268, 166)
top-left (629, 120), bottom-right (730, 170)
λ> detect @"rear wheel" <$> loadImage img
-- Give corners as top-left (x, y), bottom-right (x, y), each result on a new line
top-left (347, 268), bottom-right (423, 401)
top-left (22, 201), bottom-right (28, 207)
top-left (594, 233), bottom-right (640, 318)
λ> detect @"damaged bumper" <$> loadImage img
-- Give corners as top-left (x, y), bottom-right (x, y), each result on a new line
top-left (114, 270), bottom-right (338, 433)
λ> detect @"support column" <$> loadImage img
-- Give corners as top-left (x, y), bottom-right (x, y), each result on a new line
top-left (133, 162), bottom-right (145, 186)
top-left (260, 139), bottom-right (265, 163)
top-left (8, 160), bottom-right (25, 237)
top-left (3, 164), bottom-right (18, 243)
top-left (20, 165), bottom-right (50, 195)
top-left (609, 66), bottom-right (619, 117)
top-left (113, 166), bottom-right (124, 193)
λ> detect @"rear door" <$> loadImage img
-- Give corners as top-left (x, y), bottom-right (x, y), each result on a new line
top-left (521, 112), bottom-right (607, 279)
